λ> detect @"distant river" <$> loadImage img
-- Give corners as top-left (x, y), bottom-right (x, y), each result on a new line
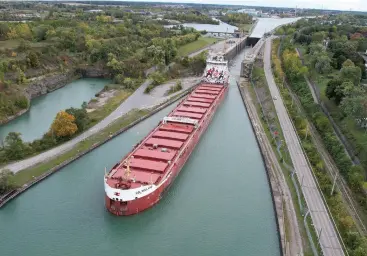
top-left (0, 78), bottom-right (108, 142)
top-left (166, 17), bottom-right (300, 37)
top-left (165, 19), bottom-right (238, 33)
top-left (250, 17), bottom-right (301, 38)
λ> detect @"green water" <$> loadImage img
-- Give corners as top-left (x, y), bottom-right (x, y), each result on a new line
top-left (0, 52), bottom-right (280, 256)
top-left (0, 78), bottom-right (108, 142)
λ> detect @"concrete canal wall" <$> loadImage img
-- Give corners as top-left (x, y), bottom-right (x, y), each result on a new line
top-left (224, 37), bottom-right (247, 61)
top-left (236, 79), bottom-right (286, 256)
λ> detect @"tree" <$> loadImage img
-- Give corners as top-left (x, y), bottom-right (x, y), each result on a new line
top-left (325, 78), bottom-right (343, 104)
top-left (33, 25), bottom-right (50, 41)
top-left (0, 169), bottom-right (15, 195)
top-left (347, 166), bottom-right (364, 192)
top-left (152, 38), bottom-right (177, 65)
top-left (50, 111), bottom-right (78, 138)
top-left (340, 93), bottom-right (367, 129)
top-left (340, 60), bottom-right (362, 86)
top-left (311, 31), bottom-right (325, 42)
top-left (308, 43), bottom-right (324, 55)
top-left (4, 132), bottom-right (29, 160)
top-left (342, 59), bottom-right (355, 68)
top-left (26, 51), bottom-right (40, 68)
top-left (282, 49), bottom-right (308, 80)
top-left (335, 81), bottom-right (355, 99)
top-left (16, 23), bottom-right (32, 40)
top-left (145, 45), bottom-right (165, 65)
top-left (315, 55), bottom-right (332, 74)
top-left (0, 23), bottom-right (9, 39)
top-left (65, 107), bottom-right (89, 132)
top-left (339, 216), bottom-right (354, 234)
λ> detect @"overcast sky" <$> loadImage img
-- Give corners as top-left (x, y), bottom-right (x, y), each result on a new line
top-left (129, 0), bottom-right (366, 12)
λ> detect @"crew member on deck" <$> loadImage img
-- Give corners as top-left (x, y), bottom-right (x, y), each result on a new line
top-left (218, 71), bottom-right (224, 80)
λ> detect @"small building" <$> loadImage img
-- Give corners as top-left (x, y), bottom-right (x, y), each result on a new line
top-left (237, 9), bottom-right (261, 17)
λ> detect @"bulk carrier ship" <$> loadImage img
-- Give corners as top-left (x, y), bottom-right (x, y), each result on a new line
top-left (104, 52), bottom-right (230, 216)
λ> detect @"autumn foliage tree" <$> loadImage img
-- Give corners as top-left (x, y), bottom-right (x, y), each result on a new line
top-left (50, 111), bottom-right (78, 138)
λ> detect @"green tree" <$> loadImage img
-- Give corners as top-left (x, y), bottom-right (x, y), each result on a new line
top-left (347, 166), bottom-right (365, 192)
top-left (311, 31), bottom-right (325, 42)
top-left (342, 59), bottom-right (355, 68)
top-left (0, 23), bottom-right (9, 39)
top-left (0, 169), bottom-right (15, 195)
top-left (26, 51), bottom-right (40, 68)
top-left (65, 107), bottom-right (89, 132)
top-left (340, 92), bottom-right (367, 129)
top-left (145, 45), bottom-right (165, 65)
top-left (326, 78), bottom-right (343, 104)
top-left (340, 63), bottom-right (362, 86)
top-left (4, 132), bottom-right (29, 160)
top-left (32, 25), bottom-right (50, 41)
top-left (315, 55), bottom-right (332, 74)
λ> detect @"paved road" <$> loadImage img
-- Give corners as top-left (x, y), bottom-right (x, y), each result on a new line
top-left (263, 38), bottom-right (345, 256)
top-left (2, 77), bottom-right (200, 173)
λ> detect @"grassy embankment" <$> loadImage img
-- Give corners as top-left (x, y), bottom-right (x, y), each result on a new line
top-left (238, 24), bottom-right (253, 33)
top-left (177, 37), bottom-right (219, 56)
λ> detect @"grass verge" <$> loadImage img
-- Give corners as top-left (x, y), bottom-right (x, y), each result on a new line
top-left (177, 37), bottom-right (219, 56)
top-left (87, 88), bottom-right (132, 127)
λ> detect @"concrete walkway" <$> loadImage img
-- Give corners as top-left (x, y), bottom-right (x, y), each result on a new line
top-left (1, 77), bottom-right (200, 174)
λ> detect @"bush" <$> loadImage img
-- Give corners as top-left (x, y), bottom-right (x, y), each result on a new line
top-left (166, 80), bottom-right (183, 95)
top-left (14, 96), bottom-right (29, 109)
top-left (150, 71), bottom-right (167, 86)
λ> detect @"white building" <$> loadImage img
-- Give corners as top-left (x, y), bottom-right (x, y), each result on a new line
top-left (237, 9), bottom-right (261, 17)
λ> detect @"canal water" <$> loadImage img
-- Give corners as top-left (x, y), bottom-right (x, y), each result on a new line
top-left (250, 18), bottom-right (300, 38)
top-left (0, 78), bottom-right (108, 142)
top-left (0, 51), bottom-right (280, 256)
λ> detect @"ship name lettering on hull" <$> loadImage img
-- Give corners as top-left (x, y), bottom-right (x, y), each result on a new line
top-left (136, 185), bottom-right (153, 195)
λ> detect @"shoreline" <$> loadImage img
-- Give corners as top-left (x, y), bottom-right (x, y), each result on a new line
top-left (0, 85), bottom-right (197, 209)
top-left (0, 67), bottom-right (109, 125)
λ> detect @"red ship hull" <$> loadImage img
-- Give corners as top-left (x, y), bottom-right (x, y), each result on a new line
top-left (105, 83), bottom-right (228, 216)
top-left (104, 53), bottom-right (230, 216)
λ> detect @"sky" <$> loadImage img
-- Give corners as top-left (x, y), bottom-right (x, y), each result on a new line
top-left (125, 0), bottom-right (367, 12)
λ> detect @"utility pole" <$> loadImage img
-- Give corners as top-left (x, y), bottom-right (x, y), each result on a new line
top-left (330, 173), bottom-right (338, 196)
top-left (317, 228), bottom-right (323, 251)
top-left (305, 123), bottom-right (309, 139)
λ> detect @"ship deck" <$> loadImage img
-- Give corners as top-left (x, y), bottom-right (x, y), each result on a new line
top-left (106, 83), bottom-right (225, 189)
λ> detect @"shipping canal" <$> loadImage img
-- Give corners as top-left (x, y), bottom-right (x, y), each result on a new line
top-left (0, 50), bottom-right (280, 256)
top-left (0, 78), bottom-right (108, 142)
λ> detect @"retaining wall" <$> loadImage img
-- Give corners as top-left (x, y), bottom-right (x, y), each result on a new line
top-left (236, 79), bottom-right (286, 256)
top-left (224, 37), bottom-right (247, 61)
